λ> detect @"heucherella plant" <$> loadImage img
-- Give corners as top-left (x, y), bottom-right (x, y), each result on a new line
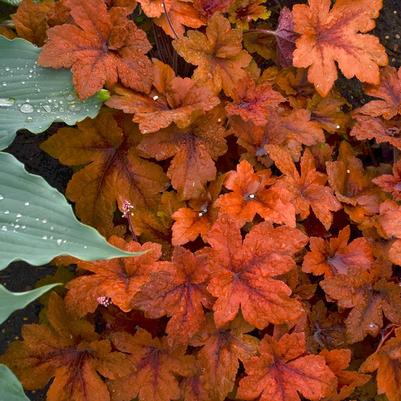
top-left (2, 0), bottom-right (401, 401)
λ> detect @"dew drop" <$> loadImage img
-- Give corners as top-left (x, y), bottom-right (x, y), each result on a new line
top-left (42, 105), bottom-right (52, 113)
top-left (0, 98), bottom-right (15, 107)
top-left (25, 116), bottom-right (33, 123)
top-left (21, 81), bottom-right (26, 85)
top-left (20, 103), bottom-right (34, 114)
top-left (56, 239), bottom-right (63, 246)
top-left (1, 83), bottom-right (6, 87)
top-left (5, 67), bottom-right (10, 72)
top-left (1, 226), bottom-right (7, 232)
top-left (16, 214), bottom-right (22, 218)
top-left (42, 219), bottom-right (47, 224)
top-left (50, 226), bottom-right (54, 231)
top-left (24, 202), bottom-right (30, 206)
top-left (21, 226), bottom-right (26, 230)
top-left (152, 95), bottom-right (159, 100)
top-left (84, 245), bottom-right (88, 249)
top-left (4, 210), bottom-right (9, 215)
top-left (42, 235), bottom-right (48, 240)
top-left (0, 195), bottom-right (3, 200)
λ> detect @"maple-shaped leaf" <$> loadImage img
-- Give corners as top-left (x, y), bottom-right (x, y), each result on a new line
top-left (350, 114), bottom-right (401, 151)
top-left (225, 75), bottom-right (285, 126)
top-left (172, 13), bottom-right (252, 96)
top-left (0, 293), bottom-right (130, 401)
top-left (360, 327), bottom-right (401, 401)
top-left (274, 7), bottom-right (298, 67)
top-left (205, 215), bottom-right (307, 328)
top-left (38, 0), bottom-right (153, 99)
top-left (230, 107), bottom-right (324, 161)
top-left (373, 159), bottom-right (401, 201)
top-left (292, 0), bottom-right (388, 97)
top-left (107, 59), bottom-right (220, 134)
top-left (267, 145), bottom-right (341, 229)
top-left (215, 159), bottom-right (296, 227)
top-left (12, 0), bottom-right (54, 46)
top-left (109, 329), bottom-right (194, 401)
top-left (228, 0), bottom-right (271, 30)
top-left (65, 236), bottom-right (166, 316)
top-left (133, 246), bottom-right (213, 346)
top-left (171, 176), bottom-right (223, 245)
top-left (190, 315), bottom-right (259, 401)
top-left (138, 108), bottom-right (228, 200)
top-left (41, 110), bottom-right (168, 236)
top-left (302, 225), bottom-right (373, 277)
top-left (320, 349), bottom-right (370, 401)
top-left (357, 66), bottom-right (401, 119)
top-left (320, 263), bottom-right (401, 343)
top-left (237, 332), bottom-right (337, 401)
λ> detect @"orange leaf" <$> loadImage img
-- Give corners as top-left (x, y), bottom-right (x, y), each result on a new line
top-left (267, 145), bottom-right (341, 229)
top-left (321, 263), bottom-right (401, 343)
top-left (65, 236), bottom-right (166, 316)
top-left (12, 0), bottom-right (54, 46)
top-left (302, 226), bottom-right (374, 277)
top-left (38, 0), bottom-right (153, 99)
top-left (172, 13), bottom-right (252, 96)
top-left (320, 349), bottom-right (370, 401)
top-left (360, 327), bottom-right (401, 401)
top-left (0, 293), bottom-right (130, 401)
top-left (133, 247), bottom-right (213, 346)
top-left (138, 108), bottom-right (228, 199)
top-left (293, 0), bottom-right (388, 96)
top-left (205, 215), bottom-right (307, 328)
top-left (237, 332), bottom-right (337, 401)
top-left (107, 59), bottom-right (220, 134)
top-left (109, 329), bottom-right (194, 401)
top-left (215, 159), bottom-right (295, 227)
top-left (41, 110), bottom-right (168, 236)
top-left (225, 75), bottom-right (285, 126)
top-left (357, 66), bottom-right (401, 119)
top-left (191, 315), bottom-right (259, 401)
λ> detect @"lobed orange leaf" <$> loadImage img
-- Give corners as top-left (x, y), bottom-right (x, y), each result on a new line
top-left (225, 75), bottom-right (285, 126)
top-left (107, 59), bottom-right (220, 134)
top-left (172, 13), bottom-right (252, 96)
top-left (65, 236), bottom-right (166, 316)
top-left (0, 293), bottom-right (130, 401)
top-left (41, 110), bottom-right (168, 236)
top-left (205, 215), bottom-right (307, 328)
top-left (267, 145), bottom-right (341, 229)
top-left (133, 246), bottom-right (213, 346)
top-left (109, 329), bottom-right (194, 401)
top-left (360, 327), bottom-right (401, 401)
top-left (302, 225), bottom-right (374, 277)
top-left (237, 332), bottom-right (337, 401)
top-left (321, 263), bottom-right (401, 343)
top-left (12, 0), bottom-right (54, 46)
top-left (320, 348), bottom-right (370, 401)
top-left (138, 108), bottom-right (228, 200)
top-left (38, 0), bottom-right (153, 99)
top-left (373, 159), bottom-right (401, 201)
top-left (357, 66), bottom-right (401, 119)
top-left (292, 0), bottom-right (388, 96)
top-left (191, 315), bottom-right (259, 401)
top-left (215, 159), bottom-right (295, 227)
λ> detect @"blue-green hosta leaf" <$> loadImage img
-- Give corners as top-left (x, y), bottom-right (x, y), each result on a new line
top-left (0, 0), bottom-right (20, 5)
top-left (0, 283), bottom-right (60, 324)
top-left (0, 152), bottom-right (137, 270)
top-left (0, 36), bottom-right (102, 150)
top-left (0, 365), bottom-right (29, 401)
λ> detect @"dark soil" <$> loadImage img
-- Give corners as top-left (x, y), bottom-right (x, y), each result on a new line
top-left (1, 1), bottom-right (401, 400)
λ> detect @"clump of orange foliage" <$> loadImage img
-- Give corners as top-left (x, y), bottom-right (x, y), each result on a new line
top-left (4, 0), bottom-right (401, 400)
